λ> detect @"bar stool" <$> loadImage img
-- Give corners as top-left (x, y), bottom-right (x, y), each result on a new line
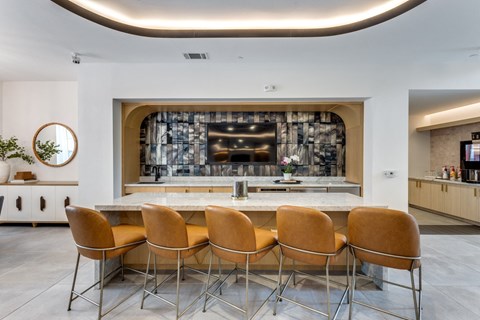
top-left (348, 207), bottom-right (422, 320)
top-left (203, 205), bottom-right (278, 320)
top-left (65, 205), bottom-right (146, 320)
top-left (273, 205), bottom-right (349, 320)
top-left (140, 204), bottom-right (210, 319)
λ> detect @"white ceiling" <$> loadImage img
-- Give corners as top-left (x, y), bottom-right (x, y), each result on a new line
top-left (0, 0), bottom-right (479, 115)
top-left (409, 90), bottom-right (480, 116)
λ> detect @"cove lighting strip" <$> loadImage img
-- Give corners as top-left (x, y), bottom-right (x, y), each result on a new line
top-left (425, 102), bottom-right (480, 125)
top-left (51, 0), bottom-right (426, 37)
top-left (65, 0), bottom-right (413, 30)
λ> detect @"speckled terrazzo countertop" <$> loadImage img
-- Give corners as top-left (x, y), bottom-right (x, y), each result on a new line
top-left (95, 192), bottom-right (382, 212)
top-left (124, 176), bottom-right (360, 188)
top-left (409, 177), bottom-right (480, 187)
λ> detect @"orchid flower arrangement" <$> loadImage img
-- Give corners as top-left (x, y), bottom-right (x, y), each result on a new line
top-left (280, 155), bottom-right (299, 173)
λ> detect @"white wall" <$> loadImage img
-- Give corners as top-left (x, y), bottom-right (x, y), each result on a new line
top-left (2, 81), bottom-right (78, 180)
top-left (76, 62), bottom-right (480, 211)
top-left (409, 113), bottom-right (431, 177)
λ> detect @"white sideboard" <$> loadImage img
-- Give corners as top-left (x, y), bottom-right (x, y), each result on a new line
top-left (0, 182), bottom-right (78, 226)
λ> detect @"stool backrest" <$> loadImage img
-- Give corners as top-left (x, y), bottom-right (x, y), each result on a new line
top-left (348, 207), bottom-right (421, 270)
top-left (277, 205), bottom-right (336, 264)
top-left (141, 204), bottom-right (188, 259)
top-left (205, 205), bottom-right (256, 262)
top-left (65, 205), bottom-right (115, 260)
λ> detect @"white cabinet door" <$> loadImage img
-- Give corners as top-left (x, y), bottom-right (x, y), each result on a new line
top-left (55, 186), bottom-right (78, 222)
top-left (0, 186), bottom-right (8, 221)
top-left (7, 186), bottom-right (32, 221)
top-left (31, 186), bottom-right (56, 221)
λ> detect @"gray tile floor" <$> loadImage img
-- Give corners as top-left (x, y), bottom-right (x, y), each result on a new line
top-left (1, 208), bottom-right (480, 320)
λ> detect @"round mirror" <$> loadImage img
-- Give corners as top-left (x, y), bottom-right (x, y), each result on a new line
top-left (32, 123), bottom-right (78, 167)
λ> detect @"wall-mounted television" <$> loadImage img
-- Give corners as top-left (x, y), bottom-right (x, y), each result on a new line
top-left (207, 123), bottom-right (276, 164)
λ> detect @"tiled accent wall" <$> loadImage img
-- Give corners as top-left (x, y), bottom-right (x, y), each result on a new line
top-left (431, 122), bottom-right (480, 173)
top-left (140, 111), bottom-right (345, 177)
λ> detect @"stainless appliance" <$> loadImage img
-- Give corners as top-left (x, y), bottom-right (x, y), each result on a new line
top-left (463, 169), bottom-right (480, 184)
top-left (232, 180), bottom-right (248, 199)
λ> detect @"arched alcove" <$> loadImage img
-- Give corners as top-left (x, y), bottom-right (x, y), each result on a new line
top-left (122, 102), bottom-right (363, 193)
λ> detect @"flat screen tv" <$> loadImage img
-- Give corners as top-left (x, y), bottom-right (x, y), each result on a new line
top-left (207, 123), bottom-right (276, 164)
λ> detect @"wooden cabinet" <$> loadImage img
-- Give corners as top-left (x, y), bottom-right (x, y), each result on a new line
top-left (409, 178), bottom-right (480, 223)
top-left (409, 180), bottom-right (431, 208)
top-left (125, 185), bottom-right (234, 194)
top-left (211, 187), bottom-right (232, 193)
top-left (429, 182), bottom-right (462, 217)
top-left (429, 182), bottom-right (445, 213)
top-left (443, 184), bottom-right (462, 217)
top-left (165, 186), bottom-right (191, 193)
top-left (459, 186), bottom-right (480, 222)
top-left (125, 186), bottom-right (165, 194)
top-left (0, 183), bottom-right (78, 225)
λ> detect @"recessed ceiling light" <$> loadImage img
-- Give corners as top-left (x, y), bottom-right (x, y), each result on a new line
top-left (51, 0), bottom-right (426, 38)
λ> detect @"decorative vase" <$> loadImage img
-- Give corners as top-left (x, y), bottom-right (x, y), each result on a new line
top-left (0, 161), bottom-right (10, 183)
top-left (283, 173), bottom-right (292, 181)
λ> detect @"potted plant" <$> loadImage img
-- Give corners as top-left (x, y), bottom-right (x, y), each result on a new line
top-left (0, 136), bottom-right (35, 183)
top-left (280, 155), bottom-right (299, 180)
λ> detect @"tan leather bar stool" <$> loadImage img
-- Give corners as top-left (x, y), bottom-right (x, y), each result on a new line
top-left (140, 204), bottom-right (210, 320)
top-left (65, 205), bottom-right (146, 320)
top-left (273, 205), bottom-right (349, 320)
top-left (348, 207), bottom-right (422, 320)
top-left (203, 205), bottom-right (278, 320)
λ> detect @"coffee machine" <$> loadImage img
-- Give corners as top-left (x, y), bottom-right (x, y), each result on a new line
top-left (461, 137), bottom-right (480, 184)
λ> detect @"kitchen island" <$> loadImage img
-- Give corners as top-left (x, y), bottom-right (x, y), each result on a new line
top-left (96, 192), bottom-right (385, 271)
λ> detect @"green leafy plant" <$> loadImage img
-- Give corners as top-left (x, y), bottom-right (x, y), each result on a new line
top-left (35, 140), bottom-right (61, 162)
top-left (0, 136), bottom-right (35, 164)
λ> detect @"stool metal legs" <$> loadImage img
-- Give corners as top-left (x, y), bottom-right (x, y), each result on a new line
top-left (203, 248), bottom-right (277, 320)
top-left (348, 248), bottom-right (422, 320)
top-left (142, 250), bottom-right (209, 320)
top-left (67, 252), bottom-right (111, 320)
top-left (274, 251), bottom-right (348, 320)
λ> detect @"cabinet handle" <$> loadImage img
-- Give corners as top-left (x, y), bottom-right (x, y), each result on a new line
top-left (445, 184), bottom-right (448, 192)
top-left (64, 196), bottom-right (70, 208)
top-left (40, 196), bottom-right (46, 211)
top-left (416, 181), bottom-right (418, 188)
top-left (441, 184), bottom-right (443, 192)
top-left (419, 181), bottom-right (422, 188)
top-left (475, 189), bottom-right (478, 197)
top-left (16, 196), bottom-right (22, 211)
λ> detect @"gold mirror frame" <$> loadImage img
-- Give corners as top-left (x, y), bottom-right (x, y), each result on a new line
top-left (32, 122), bottom-right (78, 167)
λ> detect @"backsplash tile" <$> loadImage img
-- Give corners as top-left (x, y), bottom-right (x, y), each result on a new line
top-left (140, 111), bottom-right (345, 177)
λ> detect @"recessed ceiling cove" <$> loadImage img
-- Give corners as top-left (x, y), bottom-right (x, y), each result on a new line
top-left (51, 0), bottom-right (426, 38)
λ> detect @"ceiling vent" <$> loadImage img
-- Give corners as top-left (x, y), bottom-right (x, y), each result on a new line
top-left (183, 53), bottom-right (209, 60)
